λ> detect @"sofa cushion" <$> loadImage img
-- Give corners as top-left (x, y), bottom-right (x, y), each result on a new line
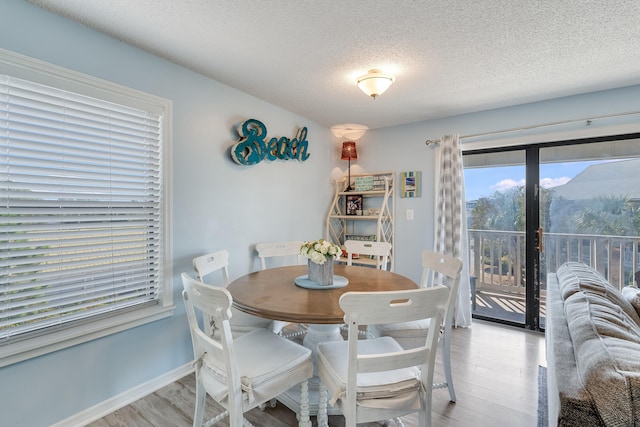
top-left (564, 293), bottom-right (640, 426)
top-left (557, 262), bottom-right (640, 325)
top-left (558, 262), bottom-right (640, 426)
top-left (622, 286), bottom-right (640, 317)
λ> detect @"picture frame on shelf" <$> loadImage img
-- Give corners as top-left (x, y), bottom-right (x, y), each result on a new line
top-left (346, 195), bottom-right (363, 215)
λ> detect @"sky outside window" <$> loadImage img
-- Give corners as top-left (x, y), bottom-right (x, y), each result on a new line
top-left (464, 160), bottom-right (605, 201)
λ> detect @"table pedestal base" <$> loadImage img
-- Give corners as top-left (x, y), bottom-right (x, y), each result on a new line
top-left (278, 377), bottom-right (341, 417)
top-left (278, 324), bottom-right (343, 417)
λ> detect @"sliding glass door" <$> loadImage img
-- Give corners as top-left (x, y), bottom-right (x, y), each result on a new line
top-left (464, 133), bottom-right (640, 331)
top-left (464, 150), bottom-right (528, 326)
top-left (541, 138), bottom-right (640, 303)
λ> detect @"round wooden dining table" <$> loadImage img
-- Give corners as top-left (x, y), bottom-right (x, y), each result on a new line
top-left (227, 264), bottom-right (418, 324)
top-left (227, 263), bottom-right (418, 417)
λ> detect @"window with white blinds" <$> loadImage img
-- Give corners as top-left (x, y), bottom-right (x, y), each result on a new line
top-left (0, 50), bottom-right (173, 366)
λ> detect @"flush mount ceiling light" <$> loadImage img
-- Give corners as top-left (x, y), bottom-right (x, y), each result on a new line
top-left (356, 69), bottom-right (395, 99)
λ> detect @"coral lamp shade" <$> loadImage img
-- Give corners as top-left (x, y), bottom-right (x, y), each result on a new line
top-left (341, 141), bottom-right (358, 160)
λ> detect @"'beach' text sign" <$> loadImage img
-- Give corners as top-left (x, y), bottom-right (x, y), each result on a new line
top-left (231, 118), bottom-right (310, 165)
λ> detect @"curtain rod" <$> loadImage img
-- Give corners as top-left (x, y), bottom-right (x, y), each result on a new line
top-left (424, 110), bottom-right (640, 146)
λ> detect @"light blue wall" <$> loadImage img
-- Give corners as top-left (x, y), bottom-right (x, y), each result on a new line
top-left (2, 1), bottom-right (639, 425)
top-left (0, 2), bottom-right (333, 426)
top-left (363, 86), bottom-right (640, 283)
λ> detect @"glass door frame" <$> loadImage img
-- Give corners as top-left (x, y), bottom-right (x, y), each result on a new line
top-left (464, 132), bottom-right (640, 332)
top-left (525, 146), bottom-right (540, 330)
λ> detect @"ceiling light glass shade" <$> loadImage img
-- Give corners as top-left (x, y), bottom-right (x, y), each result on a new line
top-left (356, 69), bottom-right (395, 99)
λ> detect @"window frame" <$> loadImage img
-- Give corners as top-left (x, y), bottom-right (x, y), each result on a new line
top-left (0, 48), bottom-right (174, 367)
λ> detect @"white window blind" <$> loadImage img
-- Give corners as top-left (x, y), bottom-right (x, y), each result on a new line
top-left (0, 74), bottom-right (163, 343)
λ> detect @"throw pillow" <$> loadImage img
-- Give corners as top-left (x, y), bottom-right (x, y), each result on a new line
top-left (621, 286), bottom-right (640, 317)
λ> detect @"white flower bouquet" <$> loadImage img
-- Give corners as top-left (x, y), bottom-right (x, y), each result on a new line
top-left (300, 239), bottom-right (341, 265)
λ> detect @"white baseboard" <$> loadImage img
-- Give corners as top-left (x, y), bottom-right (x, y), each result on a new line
top-left (51, 363), bottom-right (195, 427)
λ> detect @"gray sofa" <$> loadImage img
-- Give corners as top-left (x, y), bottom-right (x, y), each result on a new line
top-left (546, 262), bottom-right (640, 426)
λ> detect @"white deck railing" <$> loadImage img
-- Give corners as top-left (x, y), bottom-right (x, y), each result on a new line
top-left (468, 229), bottom-right (640, 293)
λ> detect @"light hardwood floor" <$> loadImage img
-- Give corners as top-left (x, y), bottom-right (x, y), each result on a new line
top-left (88, 320), bottom-right (546, 427)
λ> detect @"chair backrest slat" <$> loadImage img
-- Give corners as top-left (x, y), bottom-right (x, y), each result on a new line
top-left (340, 287), bottom-right (448, 327)
top-left (344, 240), bottom-right (392, 270)
top-left (420, 250), bottom-right (462, 287)
top-left (420, 250), bottom-right (463, 329)
top-left (256, 241), bottom-right (305, 270)
top-left (192, 251), bottom-right (233, 336)
top-left (193, 250), bottom-right (231, 286)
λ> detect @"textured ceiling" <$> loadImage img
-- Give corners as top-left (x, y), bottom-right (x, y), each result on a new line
top-left (27, 0), bottom-right (640, 130)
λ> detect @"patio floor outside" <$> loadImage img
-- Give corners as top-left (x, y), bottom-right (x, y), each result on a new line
top-left (472, 288), bottom-right (547, 328)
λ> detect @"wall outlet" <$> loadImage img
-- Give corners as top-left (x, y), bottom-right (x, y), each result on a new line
top-left (406, 209), bottom-right (414, 220)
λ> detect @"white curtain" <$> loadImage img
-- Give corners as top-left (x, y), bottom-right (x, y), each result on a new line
top-left (433, 134), bottom-right (472, 327)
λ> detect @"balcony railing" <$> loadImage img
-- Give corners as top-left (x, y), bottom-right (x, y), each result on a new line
top-left (469, 229), bottom-right (640, 295)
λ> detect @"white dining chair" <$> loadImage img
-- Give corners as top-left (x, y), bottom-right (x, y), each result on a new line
top-left (181, 273), bottom-right (313, 427)
top-left (343, 240), bottom-right (392, 270)
top-left (368, 250), bottom-right (463, 402)
top-left (193, 250), bottom-right (275, 337)
top-left (316, 286), bottom-right (449, 427)
top-left (342, 240), bottom-right (393, 338)
top-left (256, 241), bottom-right (306, 337)
top-left (256, 241), bottom-right (305, 270)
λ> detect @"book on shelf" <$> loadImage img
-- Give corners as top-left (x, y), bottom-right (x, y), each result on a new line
top-left (345, 234), bottom-right (376, 241)
top-left (352, 174), bottom-right (391, 191)
top-left (354, 175), bottom-right (373, 191)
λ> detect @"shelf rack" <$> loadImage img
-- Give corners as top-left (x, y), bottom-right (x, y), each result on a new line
top-left (325, 172), bottom-right (395, 270)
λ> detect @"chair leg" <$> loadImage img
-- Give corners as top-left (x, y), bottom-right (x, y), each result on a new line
top-left (441, 332), bottom-right (456, 402)
top-left (258, 398), bottom-right (277, 411)
top-left (298, 380), bottom-right (312, 427)
top-left (204, 411), bottom-right (230, 427)
top-left (317, 382), bottom-right (329, 427)
top-left (426, 385), bottom-right (433, 427)
top-left (193, 376), bottom-right (207, 427)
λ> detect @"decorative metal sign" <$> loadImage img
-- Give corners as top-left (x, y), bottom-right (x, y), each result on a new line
top-left (230, 118), bottom-right (310, 165)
